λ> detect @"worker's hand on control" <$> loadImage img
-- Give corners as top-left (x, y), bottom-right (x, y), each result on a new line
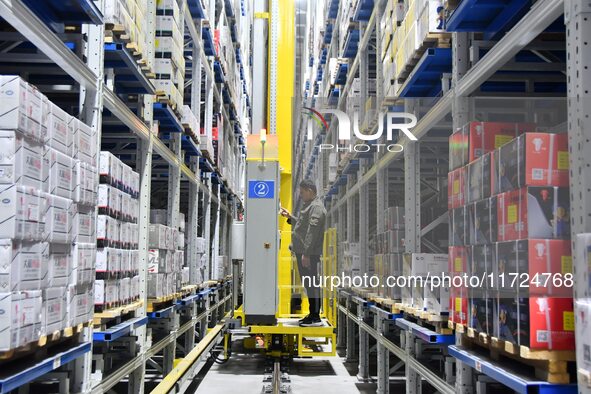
top-left (301, 255), bottom-right (310, 268)
top-left (279, 207), bottom-right (291, 219)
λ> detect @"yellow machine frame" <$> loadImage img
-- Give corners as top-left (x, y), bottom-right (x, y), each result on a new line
top-left (232, 0), bottom-right (336, 358)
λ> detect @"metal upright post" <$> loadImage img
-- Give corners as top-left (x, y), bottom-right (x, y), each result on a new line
top-left (357, 301), bottom-right (370, 381)
top-left (71, 3), bottom-right (105, 392)
top-left (403, 138), bottom-right (421, 394)
top-left (565, 1), bottom-right (591, 392)
top-left (345, 179), bottom-right (357, 362)
top-left (203, 175), bottom-right (213, 280)
top-left (168, 135), bottom-right (182, 230)
top-left (358, 159), bottom-right (370, 381)
top-left (376, 312), bottom-right (389, 394)
top-left (188, 157), bottom-right (201, 284)
top-left (451, 31), bottom-right (473, 394)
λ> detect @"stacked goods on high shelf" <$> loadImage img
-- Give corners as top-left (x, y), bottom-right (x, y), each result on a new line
top-left (0, 76), bottom-right (97, 351)
top-left (337, 0), bottom-right (357, 56)
top-left (342, 242), bottom-right (360, 279)
top-left (448, 122), bottom-right (574, 350)
top-left (181, 105), bottom-right (200, 144)
top-left (200, 124), bottom-right (215, 161)
top-left (211, 113), bottom-right (224, 170)
top-left (154, 0), bottom-right (185, 111)
top-left (373, 207), bottom-right (405, 299)
top-left (215, 26), bottom-right (241, 110)
top-left (148, 210), bottom-right (184, 298)
top-left (95, 152), bottom-right (140, 312)
top-left (382, 0), bottom-right (449, 97)
top-left (401, 253), bottom-right (449, 314)
top-left (104, 0), bottom-right (154, 73)
top-left (213, 255), bottom-right (229, 280)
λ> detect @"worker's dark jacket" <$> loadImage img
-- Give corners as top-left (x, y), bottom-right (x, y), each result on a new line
top-left (288, 196), bottom-right (327, 256)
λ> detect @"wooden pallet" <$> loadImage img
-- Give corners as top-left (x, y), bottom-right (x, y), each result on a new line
top-left (372, 297), bottom-right (402, 314)
top-left (396, 32), bottom-right (452, 83)
top-left (401, 307), bottom-right (452, 334)
top-left (147, 292), bottom-right (181, 312)
top-left (0, 321), bottom-right (91, 362)
top-left (448, 320), bottom-right (466, 333)
top-left (104, 24), bottom-right (155, 79)
top-left (462, 331), bottom-right (576, 384)
top-left (93, 299), bottom-right (144, 326)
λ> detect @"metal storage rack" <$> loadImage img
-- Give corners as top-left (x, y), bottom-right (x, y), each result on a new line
top-left (0, 0), bottom-right (248, 392)
top-left (297, 0), bottom-right (590, 393)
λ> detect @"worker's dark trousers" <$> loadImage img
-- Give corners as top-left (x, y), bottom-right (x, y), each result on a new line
top-left (295, 254), bottom-right (321, 318)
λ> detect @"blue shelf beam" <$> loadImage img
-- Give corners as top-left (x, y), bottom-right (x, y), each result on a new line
top-left (202, 26), bottom-right (216, 56)
top-left (187, 0), bottom-right (206, 19)
top-left (395, 318), bottom-right (455, 344)
top-left (93, 316), bottom-right (148, 342)
top-left (21, 0), bottom-right (102, 31)
top-left (324, 23), bottom-right (333, 45)
top-left (327, 0), bottom-right (339, 19)
top-left (148, 305), bottom-right (176, 319)
top-left (104, 43), bottom-right (156, 94)
top-left (448, 346), bottom-right (577, 394)
top-left (341, 29), bottom-right (360, 58)
top-left (0, 342), bottom-right (91, 393)
top-left (399, 48), bottom-right (452, 98)
top-left (153, 103), bottom-right (184, 133)
top-left (334, 63), bottom-right (349, 85)
top-left (213, 61), bottom-right (225, 83)
top-left (199, 157), bottom-right (214, 172)
top-left (446, 0), bottom-right (531, 40)
top-left (353, 0), bottom-right (374, 21)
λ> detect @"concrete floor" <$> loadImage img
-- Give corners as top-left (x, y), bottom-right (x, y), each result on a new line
top-left (194, 352), bottom-right (386, 393)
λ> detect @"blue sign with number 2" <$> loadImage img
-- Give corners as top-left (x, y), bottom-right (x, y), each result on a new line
top-left (248, 180), bottom-right (274, 199)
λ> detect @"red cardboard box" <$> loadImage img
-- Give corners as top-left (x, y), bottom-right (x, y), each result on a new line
top-left (450, 287), bottom-right (468, 325)
top-left (466, 152), bottom-right (492, 203)
top-left (449, 246), bottom-right (468, 274)
top-left (448, 166), bottom-right (466, 209)
top-left (449, 206), bottom-right (467, 246)
top-left (468, 196), bottom-right (498, 245)
top-left (494, 239), bottom-right (572, 297)
top-left (492, 133), bottom-right (569, 194)
top-left (449, 121), bottom-right (534, 170)
top-left (526, 297), bottom-right (575, 350)
top-left (497, 187), bottom-right (570, 242)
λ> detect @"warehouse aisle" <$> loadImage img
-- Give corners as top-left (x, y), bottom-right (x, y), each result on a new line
top-left (195, 352), bottom-right (400, 393)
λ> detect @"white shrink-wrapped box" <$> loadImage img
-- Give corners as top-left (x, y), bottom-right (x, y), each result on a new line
top-left (0, 185), bottom-right (46, 241)
top-left (0, 76), bottom-right (43, 141)
top-left (43, 194), bottom-right (73, 244)
top-left (0, 240), bottom-right (48, 291)
top-left (0, 130), bottom-right (44, 190)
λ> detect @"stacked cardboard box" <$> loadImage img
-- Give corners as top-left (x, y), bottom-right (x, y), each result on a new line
top-left (94, 152), bottom-right (140, 311)
top-left (373, 207), bottom-right (405, 298)
top-left (104, 0), bottom-right (153, 71)
top-left (382, 0), bottom-right (450, 96)
top-left (448, 123), bottom-right (574, 350)
top-left (0, 76), bottom-right (97, 350)
top-left (154, 0), bottom-right (185, 111)
top-left (147, 222), bottom-right (180, 298)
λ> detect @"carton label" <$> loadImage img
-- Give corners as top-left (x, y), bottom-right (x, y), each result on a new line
top-left (557, 151), bottom-right (569, 170)
top-left (561, 256), bottom-right (573, 274)
top-left (563, 311), bottom-right (574, 331)
top-left (507, 204), bottom-right (517, 224)
top-left (494, 134), bottom-right (513, 148)
top-left (454, 257), bottom-right (463, 272)
top-left (455, 297), bottom-right (462, 312)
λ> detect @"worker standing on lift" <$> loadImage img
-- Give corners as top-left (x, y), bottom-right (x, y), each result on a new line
top-left (280, 179), bottom-right (327, 327)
